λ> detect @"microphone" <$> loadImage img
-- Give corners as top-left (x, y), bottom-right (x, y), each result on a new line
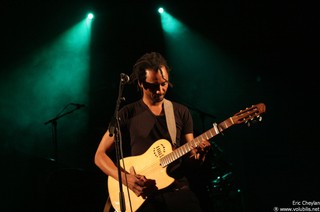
top-left (70, 103), bottom-right (86, 108)
top-left (120, 73), bottom-right (130, 84)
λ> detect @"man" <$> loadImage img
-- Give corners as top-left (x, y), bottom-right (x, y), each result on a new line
top-left (95, 52), bottom-right (211, 211)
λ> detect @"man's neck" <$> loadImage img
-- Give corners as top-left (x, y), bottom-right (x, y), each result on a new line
top-left (142, 96), bottom-right (163, 107)
top-left (142, 97), bottom-right (164, 115)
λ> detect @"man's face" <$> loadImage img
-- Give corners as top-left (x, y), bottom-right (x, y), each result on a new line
top-left (142, 66), bottom-right (169, 103)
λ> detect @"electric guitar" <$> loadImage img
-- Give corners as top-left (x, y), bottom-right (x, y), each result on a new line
top-left (108, 103), bottom-right (266, 212)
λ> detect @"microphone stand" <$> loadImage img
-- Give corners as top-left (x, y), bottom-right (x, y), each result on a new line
top-left (44, 104), bottom-right (84, 164)
top-left (108, 75), bottom-right (128, 212)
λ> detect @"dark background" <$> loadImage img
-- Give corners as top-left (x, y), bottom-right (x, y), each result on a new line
top-left (1, 0), bottom-right (319, 212)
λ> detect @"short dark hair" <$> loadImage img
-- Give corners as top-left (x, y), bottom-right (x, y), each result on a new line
top-left (130, 52), bottom-right (171, 85)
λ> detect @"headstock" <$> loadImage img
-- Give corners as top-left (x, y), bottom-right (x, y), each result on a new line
top-left (232, 103), bottom-right (266, 126)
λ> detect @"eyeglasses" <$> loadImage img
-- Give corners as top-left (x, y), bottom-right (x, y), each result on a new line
top-left (142, 81), bottom-right (168, 91)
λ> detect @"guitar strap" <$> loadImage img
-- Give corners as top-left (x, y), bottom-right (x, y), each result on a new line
top-left (163, 99), bottom-right (177, 147)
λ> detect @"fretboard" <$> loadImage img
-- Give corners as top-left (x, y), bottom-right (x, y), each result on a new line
top-left (160, 117), bottom-right (234, 167)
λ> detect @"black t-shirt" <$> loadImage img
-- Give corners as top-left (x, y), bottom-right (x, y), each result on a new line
top-left (118, 99), bottom-right (194, 179)
top-left (118, 99), bottom-right (193, 156)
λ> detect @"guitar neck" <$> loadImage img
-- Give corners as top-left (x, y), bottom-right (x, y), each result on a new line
top-left (160, 117), bottom-right (235, 167)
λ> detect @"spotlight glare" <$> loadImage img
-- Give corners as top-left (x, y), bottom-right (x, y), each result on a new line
top-left (87, 13), bottom-right (94, 20)
top-left (158, 7), bottom-right (164, 14)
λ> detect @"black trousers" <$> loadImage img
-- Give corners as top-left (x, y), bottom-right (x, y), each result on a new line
top-left (137, 182), bottom-right (203, 212)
